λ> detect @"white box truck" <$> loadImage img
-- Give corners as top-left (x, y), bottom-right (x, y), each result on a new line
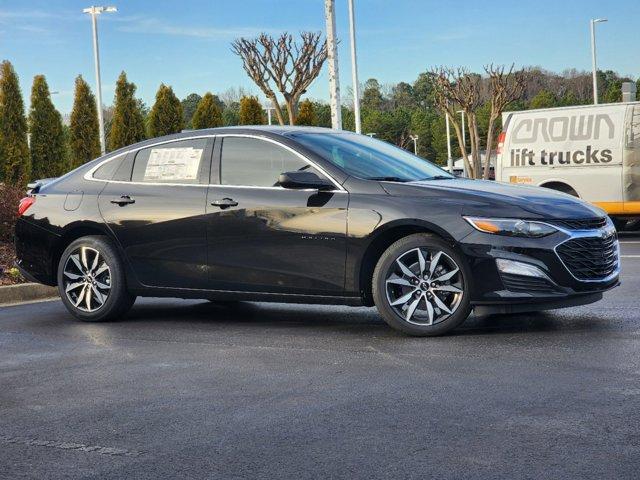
top-left (496, 102), bottom-right (640, 227)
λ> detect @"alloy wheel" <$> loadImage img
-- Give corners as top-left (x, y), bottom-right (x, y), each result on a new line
top-left (385, 247), bottom-right (464, 326)
top-left (62, 246), bottom-right (111, 313)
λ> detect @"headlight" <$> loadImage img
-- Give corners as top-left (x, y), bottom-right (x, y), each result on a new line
top-left (464, 217), bottom-right (558, 238)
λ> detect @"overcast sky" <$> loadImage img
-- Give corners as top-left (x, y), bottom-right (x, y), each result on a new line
top-left (2, 0), bottom-right (639, 114)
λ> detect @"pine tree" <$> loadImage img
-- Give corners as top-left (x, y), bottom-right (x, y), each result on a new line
top-left (0, 60), bottom-right (30, 184)
top-left (181, 93), bottom-right (202, 128)
top-left (191, 92), bottom-right (223, 130)
top-left (238, 96), bottom-right (264, 125)
top-left (148, 84), bottom-right (183, 137)
top-left (29, 75), bottom-right (66, 178)
top-left (296, 99), bottom-right (316, 126)
top-left (69, 75), bottom-right (101, 168)
top-left (109, 71), bottom-right (146, 150)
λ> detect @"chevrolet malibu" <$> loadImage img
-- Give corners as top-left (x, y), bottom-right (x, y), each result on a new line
top-left (15, 127), bottom-right (620, 336)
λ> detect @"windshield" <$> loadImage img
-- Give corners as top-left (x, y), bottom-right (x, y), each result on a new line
top-left (289, 132), bottom-right (453, 182)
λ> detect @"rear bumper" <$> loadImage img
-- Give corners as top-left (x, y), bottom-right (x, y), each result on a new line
top-left (14, 218), bottom-right (59, 286)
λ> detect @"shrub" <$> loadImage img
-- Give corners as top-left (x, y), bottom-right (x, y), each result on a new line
top-left (0, 183), bottom-right (24, 242)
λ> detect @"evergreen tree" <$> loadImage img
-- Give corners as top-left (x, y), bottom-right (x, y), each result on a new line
top-left (361, 78), bottom-right (385, 111)
top-left (222, 103), bottom-right (240, 126)
top-left (528, 89), bottom-right (557, 109)
top-left (148, 83), bottom-right (184, 137)
top-left (296, 99), bottom-right (317, 126)
top-left (109, 71), bottom-right (146, 150)
top-left (191, 92), bottom-right (223, 129)
top-left (0, 60), bottom-right (30, 184)
top-left (238, 96), bottom-right (265, 125)
top-left (181, 93), bottom-right (202, 128)
top-left (28, 75), bottom-right (66, 178)
top-left (69, 75), bottom-right (101, 168)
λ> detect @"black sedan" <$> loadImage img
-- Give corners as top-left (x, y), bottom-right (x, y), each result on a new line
top-left (15, 127), bottom-right (620, 336)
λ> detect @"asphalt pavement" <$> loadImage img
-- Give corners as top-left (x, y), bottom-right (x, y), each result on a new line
top-left (2, 236), bottom-right (640, 479)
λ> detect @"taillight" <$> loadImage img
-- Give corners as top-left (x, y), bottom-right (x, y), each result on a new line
top-left (496, 131), bottom-right (506, 154)
top-left (18, 196), bottom-right (35, 216)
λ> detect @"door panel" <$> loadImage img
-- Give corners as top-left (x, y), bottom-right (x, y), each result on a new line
top-left (98, 138), bottom-right (213, 289)
top-left (206, 186), bottom-right (348, 294)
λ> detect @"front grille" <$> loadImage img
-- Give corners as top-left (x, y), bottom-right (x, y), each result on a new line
top-left (556, 234), bottom-right (618, 280)
top-left (500, 273), bottom-right (559, 294)
top-left (547, 217), bottom-right (608, 230)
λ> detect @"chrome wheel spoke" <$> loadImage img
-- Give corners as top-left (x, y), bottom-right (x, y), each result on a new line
top-left (90, 250), bottom-right (100, 273)
top-left (70, 254), bottom-right (84, 274)
top-left (64, 271), bottom-right (82, 280)
top-left (432, 267), bottom-right (459, 283)
top-left (425, 298), bottom-right (434, 325)
top-left (91, 285), bottom-right (106, 305)
top-left (80, 247), bottom-right (90, 271)
top-left (428, 251), bottom-right (443, 278)
top-left (65, 281), bottom-right (84, 293)
top-left (74, 284), bottom-right (87, 307)
top-left (433, 284), bottom-right (462, 293)
top-left (84, 286), bottom-right (92, 310)
top-left (405, 295), bottom-right (422, 321)
top-left (416, 249), bottom-right (426, 276)
top-left (94, 263), bottom-right (109, 277)
top-left (432, 294), bottom-right (452, 314)
top-left (390, 290), bottom-right (417, 306)
top-left (386, 276), bottom-right (413, 287)
top-left (396, 258), bottom-right (417, 279)
top-left (94, 280), bottom-right (111, 290)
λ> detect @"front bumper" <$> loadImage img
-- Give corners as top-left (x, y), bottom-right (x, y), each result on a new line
top-left (460, 224), bottom-right (620, 314)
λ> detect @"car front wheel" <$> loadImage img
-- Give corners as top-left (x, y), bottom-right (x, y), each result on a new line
top-left (57, 235), bottom-right (135, 322)
top-left (372, 234), bottom-right (471, 336)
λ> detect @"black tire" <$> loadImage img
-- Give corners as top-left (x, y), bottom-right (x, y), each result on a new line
top-left (57, 235), bottom-right (136, 322)
top-left (372, 233), bottom-right (472, 336)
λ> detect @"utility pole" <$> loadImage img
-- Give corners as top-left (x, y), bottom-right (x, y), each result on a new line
top-left (590, 18), bottom-right (607, 105)
top-left (410, 135), bottom-right (419, 155)
top-left (83, 5), bottom-right (117, 155)
top-left (347, 0), bottom-right (361, 133)
top-left (324, 0), bottom-right (342, 129)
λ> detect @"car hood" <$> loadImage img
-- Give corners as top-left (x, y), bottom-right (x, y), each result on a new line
top-left (380, 179), bottom-right (606, 219)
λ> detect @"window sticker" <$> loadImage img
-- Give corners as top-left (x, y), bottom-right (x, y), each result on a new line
top-left (143, 147), bottom-right (203, 181)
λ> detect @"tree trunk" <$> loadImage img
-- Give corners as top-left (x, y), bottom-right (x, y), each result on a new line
top-left (450, 119), bottom-right (472, 178)
top-left (285, 97), bottom-right (298, 125)
top-left (483, 113), bottom-right (498, 179)
top-left (269, 95), bottom-right (286, 125)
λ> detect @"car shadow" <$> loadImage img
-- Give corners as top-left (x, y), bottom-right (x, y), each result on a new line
top-left (119, 298), bottom-right (614, 338)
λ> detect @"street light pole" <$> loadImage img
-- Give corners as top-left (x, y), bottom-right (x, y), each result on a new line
top-left (409, 135), bottom-right (419, 155)
top-left (347, 0), bottom-right (361, 133)
top-left (457, 110), bottom-right (465, 149)
top-left (324, 0), bottom-right (342, 130)
top-left (590, 18), bottom-right (607, 105)
top-left (83, 5), bottom-right (117, 155)
top-left (445, 113), bottom-right (453, 173)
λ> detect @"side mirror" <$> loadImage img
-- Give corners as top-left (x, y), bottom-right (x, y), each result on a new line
top-left (278, 171), bottom-right (335, 191)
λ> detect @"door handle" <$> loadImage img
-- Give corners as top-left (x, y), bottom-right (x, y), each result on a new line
top-left (110, 195), bottom-right (135, 206)
top-left (210, 198), bottom-right (238, 209)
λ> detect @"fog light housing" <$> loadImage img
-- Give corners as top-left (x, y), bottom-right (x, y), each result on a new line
top-left (496, 258), bottom-right (552, 281)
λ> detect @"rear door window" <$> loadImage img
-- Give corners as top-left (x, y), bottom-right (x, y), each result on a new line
top-left (131, 139), bottom-right (210, 184)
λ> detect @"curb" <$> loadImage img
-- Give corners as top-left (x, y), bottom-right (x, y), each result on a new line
top-left (0, 283), bottom-right (59, 305)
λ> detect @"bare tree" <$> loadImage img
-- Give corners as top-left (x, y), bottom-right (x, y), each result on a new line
top-left (430, 67), bottom-right (482, 178)
top-left (231, 32), bottom-right (328, 125)
top-left (482, 64), bottom-right (525, 179)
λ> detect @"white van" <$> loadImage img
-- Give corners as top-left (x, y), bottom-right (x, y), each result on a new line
top-left (496, 102), bottom-right (640, 226)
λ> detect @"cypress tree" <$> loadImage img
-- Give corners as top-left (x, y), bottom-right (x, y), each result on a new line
top-left (147, 84), bottom-right (183, 137)
top-left (29, 75), bottom-right (66, 178)
top-left (69, 75), bottom-right (101, 168)
top-left (0, 60), bottom-right (30, 184)
top-left (109, 71), bottom-right (146, 150)
top-left (238, 96), bottom-right (265, 125)
top-left (296, 99), bottom-right (317, 126)
top-left (191, 92), bottom-right (223, 129)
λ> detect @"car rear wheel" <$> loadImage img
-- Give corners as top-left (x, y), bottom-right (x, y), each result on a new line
top-left (57, 235), bottom-right (135, 322)
top-left (372, 234), bottom-right (471, 336)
